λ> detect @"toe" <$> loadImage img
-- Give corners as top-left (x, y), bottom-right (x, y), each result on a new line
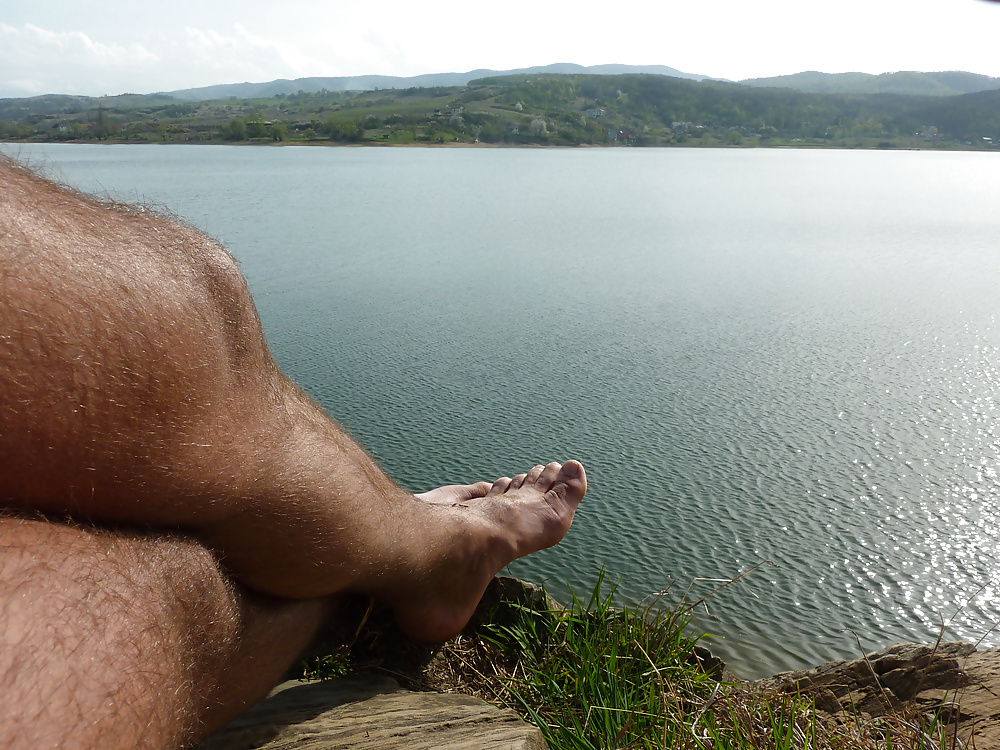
top-left (415, 481), bottom-right (494, 504)
top-left (534, 461), bottom-right (564, 489)
top-left (467, 481), bottom-right (492, 499)
top-left (523, 464), bottom-right (546, 485)
top-left (488, 477), bottom-right (512, 495)
top-left (551, 460), bottom-right (587, 506)
top-left (509, 473), bottom-right (528, 490)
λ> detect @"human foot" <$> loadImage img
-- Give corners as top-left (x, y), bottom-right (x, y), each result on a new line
top-left (390, 460), bottom-right (586, 643)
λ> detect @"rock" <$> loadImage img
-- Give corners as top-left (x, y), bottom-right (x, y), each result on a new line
top-left (472, 576), bottom-right (564, 623)
top-left (692, 643), bottom-right (729, 682)
top-left (763, 642), bottom-right (974, 709)
top-left (198, 674), bottom-right (545, 750)
top-left (761, 641), bottom-right (1000, 746)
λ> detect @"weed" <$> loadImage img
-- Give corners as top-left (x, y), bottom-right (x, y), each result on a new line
top-left (301, 574), bottom-right (975, 749)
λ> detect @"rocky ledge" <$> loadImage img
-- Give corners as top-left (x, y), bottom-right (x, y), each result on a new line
top-left (199, 579), bottom-right (1000, 748)
top-left (762, 641), bottom-right (1000, 746)
top-left (198, 674), bottom-right (544, 750)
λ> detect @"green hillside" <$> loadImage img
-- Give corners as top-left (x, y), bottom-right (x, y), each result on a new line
top-left (740, 70), bottom-right (1000, 97)
top-left (165, 64), bottom-right (707, 101)
top-left (2, 73), bottom-right (998, 149)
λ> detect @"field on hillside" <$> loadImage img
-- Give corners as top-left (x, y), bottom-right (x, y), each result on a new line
top-left (2, 74), bottom-right (999, 149)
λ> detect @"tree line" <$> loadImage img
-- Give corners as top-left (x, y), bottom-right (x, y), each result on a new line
top-left (3, 74), bottom-right (999, 149)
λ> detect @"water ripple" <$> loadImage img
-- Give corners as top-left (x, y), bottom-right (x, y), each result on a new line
top-left (11, 144), bottom-right (1000, 679)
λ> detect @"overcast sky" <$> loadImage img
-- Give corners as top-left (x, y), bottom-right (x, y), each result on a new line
top-left (4, 1), bottom-right (1000, 98)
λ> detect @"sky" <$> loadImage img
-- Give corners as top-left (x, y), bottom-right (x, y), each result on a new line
top-left (3, 1), bottom-right (1000, 99)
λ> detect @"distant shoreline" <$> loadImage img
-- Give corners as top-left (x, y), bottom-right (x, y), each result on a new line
top-left (4, 138), bottom-right (995, 153)
top-left (4, 73), bottom-right (998, 152)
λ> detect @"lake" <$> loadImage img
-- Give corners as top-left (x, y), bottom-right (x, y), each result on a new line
top-left (5, 142), bottom-right (1000, 678)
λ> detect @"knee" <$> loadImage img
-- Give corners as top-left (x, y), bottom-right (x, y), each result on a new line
top-left (113, 209), bottom-right (274, 387)
top-left (181, 237), bottom-right (270, 378)
top-left (5, 160), bottom-right (272, 384)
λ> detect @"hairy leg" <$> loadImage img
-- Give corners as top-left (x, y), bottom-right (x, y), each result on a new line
top-left (0, 156), bottom-right (586, 642)
top-left (0, 515), bottom-right (329, 750)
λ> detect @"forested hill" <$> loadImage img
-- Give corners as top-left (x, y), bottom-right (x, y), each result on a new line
top-left (2, 73), bottom-right (999, 149)
top-left (739, 70), bottom-right (1000, 97)
top-left (469, 73), bottom-right (1000, 143)
top-left (165, 64), bottom-right (710, 101)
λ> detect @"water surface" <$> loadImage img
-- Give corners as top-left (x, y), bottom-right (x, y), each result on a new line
top-left (7, 143), bottom-right (1000, 678)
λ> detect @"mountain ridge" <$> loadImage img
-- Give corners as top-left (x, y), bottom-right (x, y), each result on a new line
top-left (163, 63), bottom-right (712, 101)
top-left (3, 70), bottom-right (1000, 148)
top-left (739, 70), bottom-right (1000, 96)
top-left (5, 65), bottom-right (1000, 103)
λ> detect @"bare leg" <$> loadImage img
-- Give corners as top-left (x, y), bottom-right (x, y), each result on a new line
top-left (0, 515), bottom-right (329, 750)
top-left (0, 155), bottom-right (587, 744)
top-left (0, 157), bottom-right (585, 635)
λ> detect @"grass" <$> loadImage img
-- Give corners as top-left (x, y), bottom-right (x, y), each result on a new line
top-left (298, 574), bottom-right (974, 750)
top-left (431, 574), bottom-right (825, 749)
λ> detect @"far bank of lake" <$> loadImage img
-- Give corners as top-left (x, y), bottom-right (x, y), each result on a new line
top-left (4, 72), bottom-right (999, 151)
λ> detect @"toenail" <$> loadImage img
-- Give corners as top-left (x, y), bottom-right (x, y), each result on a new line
top-left (561, 462), bottom-right (581, 479)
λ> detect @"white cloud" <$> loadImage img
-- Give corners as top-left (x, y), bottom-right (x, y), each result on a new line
top-left (178, 24), bottom-right (325, 81)
top-left (3, 1), bottom-right (1000, 98)
top-left (0, 22), bottom-right (328, 97)
top-left (0, 23), bottom-right (160, 96)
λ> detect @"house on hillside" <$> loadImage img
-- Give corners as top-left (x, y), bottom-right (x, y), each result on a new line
top-left (616, 127), bottom-right (639, 144)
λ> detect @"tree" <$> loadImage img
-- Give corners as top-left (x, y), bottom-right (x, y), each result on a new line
top-left (225, 118), bottom-right (247, 141)
top-left (93, 104), bottom-right (113, 140)
top-left (122, 122), bottom-right (143, 141)
top-left (529, 118), bottom-right (548, 136)
top-left (478, 119), bottom-right (504, 143)
top-left (246, 113), bottom-right (266, 139)
top-left (324, 116), bottom-right (363, 142)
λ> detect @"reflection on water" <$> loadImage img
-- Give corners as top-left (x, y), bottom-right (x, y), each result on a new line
top-left (6, 143), bottom-right (1000, 678)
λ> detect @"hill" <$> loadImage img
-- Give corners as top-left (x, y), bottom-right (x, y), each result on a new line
top-left (739, 70), bottom-right (1000, 97)
top-left (2, 73), bottom-right (998, 149)
top-left (164, 63), bottom-right (710, 101)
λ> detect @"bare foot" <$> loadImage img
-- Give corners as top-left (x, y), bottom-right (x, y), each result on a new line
top-left (390, 460), bottom-right (586, 643)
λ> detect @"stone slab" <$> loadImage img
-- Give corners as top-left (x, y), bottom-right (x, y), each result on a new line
top-left (761, 641), bottom-right (1000, 746)
top-left (198, 674), bottom-right (546, 750)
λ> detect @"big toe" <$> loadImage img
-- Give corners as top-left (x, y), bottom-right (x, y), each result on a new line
top-left (552, 460), bottom-right (587, 505)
